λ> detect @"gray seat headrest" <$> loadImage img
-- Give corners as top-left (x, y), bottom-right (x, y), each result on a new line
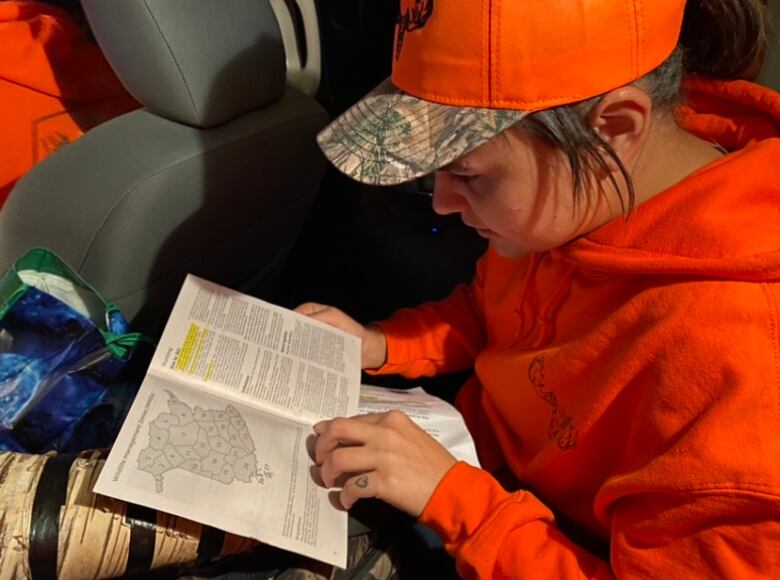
top-left (82, 0), bottom-right (286, 128)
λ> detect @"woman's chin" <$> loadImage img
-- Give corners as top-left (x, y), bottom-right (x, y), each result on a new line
top-left (490, 240), bottom-right (532, 260)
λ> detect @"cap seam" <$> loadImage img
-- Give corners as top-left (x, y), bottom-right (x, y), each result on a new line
top-left (482, 0), bottom-right (489, 105)
top-left (405, 90), bottom-right (587, 108)
top-left (637, 0), bottom-right (646, 73)
top-left (628, 0), bottom-right (638, 77)
top-left (621, 0), bottom-right (632, 77)
top-left (488, 0), bottom-right (494, 106)
top-left (492, 0), bottom-right (499, 107)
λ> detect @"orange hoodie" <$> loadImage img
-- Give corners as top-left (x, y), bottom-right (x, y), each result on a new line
top-left (0, 1), bottom-right (139, 208)
top-left (373, 78), bottom-right (780, 579)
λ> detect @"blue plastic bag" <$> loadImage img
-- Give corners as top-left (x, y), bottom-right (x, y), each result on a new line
top-left (0, 248), bottom-right (149, 453)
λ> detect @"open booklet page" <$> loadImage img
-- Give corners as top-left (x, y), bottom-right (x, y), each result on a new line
top-left (95, 275), bottom-right (363, 567)
top-left (94, 375), bottom-right (347, 566)
top-left (152, 275), bottom-right (361, 425)
top-left (359, 384), bottom-right (481, 468)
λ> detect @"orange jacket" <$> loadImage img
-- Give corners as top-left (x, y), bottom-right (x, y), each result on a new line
top-left (0, 1), bottom-right (139, 208)
top-left (374, 78), bottom-right (780, 579)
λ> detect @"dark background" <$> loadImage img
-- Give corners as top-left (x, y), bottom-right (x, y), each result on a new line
top-left (274, 0), bottom-right (487, 397)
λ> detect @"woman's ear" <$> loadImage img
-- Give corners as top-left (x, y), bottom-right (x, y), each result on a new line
top-left (586, 86), bottom-right (653, 171)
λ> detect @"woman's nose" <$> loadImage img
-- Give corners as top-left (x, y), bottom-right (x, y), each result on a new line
top-left (432, 173), bottom-right (466, 216)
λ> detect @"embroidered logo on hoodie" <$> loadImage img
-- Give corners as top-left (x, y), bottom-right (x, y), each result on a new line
top-left (528, 355), bottom-right (579, 451)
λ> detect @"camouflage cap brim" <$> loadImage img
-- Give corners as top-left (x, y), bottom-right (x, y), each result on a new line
top-left (316, 78), bottom-right (528, 186)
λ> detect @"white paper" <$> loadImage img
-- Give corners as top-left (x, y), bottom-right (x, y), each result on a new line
top-left (95, 276), bottom-right (481, 569)
top-left (95, 376), bottom-right (346, 566)
top-left (95, 275), bottom-right (362, 568)
top-left (151, 276), bottom-right (361, 425)
top-left (358, 384), bottom-right (480, 467)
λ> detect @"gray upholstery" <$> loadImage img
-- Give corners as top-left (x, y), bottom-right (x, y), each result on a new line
top-left (85, 0), bottom-right (286, 128)
top-left (0, 0), bottom-right (328, 333)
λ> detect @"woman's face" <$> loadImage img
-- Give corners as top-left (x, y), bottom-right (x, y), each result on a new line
top-left (433, 127), bottom-right (618, 258)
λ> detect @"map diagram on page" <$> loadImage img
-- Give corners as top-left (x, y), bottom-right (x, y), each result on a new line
top-left (136, 391), bottom-right (272, 492)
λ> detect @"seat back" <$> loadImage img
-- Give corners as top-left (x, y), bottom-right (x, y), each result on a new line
top-left (0, 0), bottom-right (328, 334)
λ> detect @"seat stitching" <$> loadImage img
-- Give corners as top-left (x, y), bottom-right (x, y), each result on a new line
top-left (141, 0), bottom-right (199, 121)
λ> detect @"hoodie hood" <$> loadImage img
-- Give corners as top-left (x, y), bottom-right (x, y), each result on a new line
top-left (0, 1), bottom-right (127, 100)
top-left (559, 78), bottom-right (780, 282)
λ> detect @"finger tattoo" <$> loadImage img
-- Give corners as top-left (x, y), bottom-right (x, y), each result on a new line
top-left (355, 475), bottom-right (369, 488)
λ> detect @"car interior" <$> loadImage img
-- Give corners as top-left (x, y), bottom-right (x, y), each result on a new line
top-left (1, 0), bottom-right (779, 577)
top-left (0, 0), bottom-right (329, 336)
top-left (4, 0), bottom-right (778, 374)
top-left (0, 0), bottom-right (495, 402)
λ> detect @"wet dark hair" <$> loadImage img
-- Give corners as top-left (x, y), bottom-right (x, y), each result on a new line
top-left (517, 0), bottom-right (770, 213)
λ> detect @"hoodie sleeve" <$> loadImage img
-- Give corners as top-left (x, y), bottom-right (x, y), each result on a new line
top-left (420, 463), bottom-right (780, 579)
top-left (369, 254), bottom-right (488, 378)
top-left (419, 463), bottom-right (613, 579)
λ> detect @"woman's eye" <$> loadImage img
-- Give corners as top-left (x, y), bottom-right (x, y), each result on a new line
top-left (452, 173), bottom-right (478, 184)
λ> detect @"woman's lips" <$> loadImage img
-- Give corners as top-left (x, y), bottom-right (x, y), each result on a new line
top-left (463, 218), bottom-right (494, 238)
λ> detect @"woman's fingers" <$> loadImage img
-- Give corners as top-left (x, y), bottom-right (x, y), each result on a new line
top-left (293, 303), bottom-right (364, 337)
top-left (293, 302), bottom-right (329, 316)
top-left (339, 472), bottom-right (379, 510)
top-left (319, 445), bottom-right (377, 487)
top-left (313, 415), bottom-right (385, 464)
top-left (293, 303), bottom-right (388, 369)
top-left (312, 411), bottom-right (457, 516)
top-left (294, 302), bottom-right (348, 325)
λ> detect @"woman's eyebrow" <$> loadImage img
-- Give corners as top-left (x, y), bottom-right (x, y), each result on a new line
top-left (440, 159), bottom-right (472, 172)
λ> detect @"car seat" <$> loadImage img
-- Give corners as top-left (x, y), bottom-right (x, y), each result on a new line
top-left (0, 0), bottom-right (329, 334)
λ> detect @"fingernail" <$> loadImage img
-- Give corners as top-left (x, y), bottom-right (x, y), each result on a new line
top-left (313, 421), bottom-right (325, 434)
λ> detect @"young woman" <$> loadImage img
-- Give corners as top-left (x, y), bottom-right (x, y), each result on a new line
top-left (299, 0), bottom-right (780, 577)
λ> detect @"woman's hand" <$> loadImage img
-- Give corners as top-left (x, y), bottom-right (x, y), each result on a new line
top-left (294, 302), bottom-right (387, 370)
top-left (313, 411), bottom-right (458, 517)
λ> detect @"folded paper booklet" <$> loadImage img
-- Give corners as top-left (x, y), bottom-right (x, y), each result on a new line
top-left (94, 275), bottom-right (479, 568)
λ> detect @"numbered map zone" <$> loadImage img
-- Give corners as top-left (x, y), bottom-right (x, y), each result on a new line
top-left (137, 391), bottom-right (258, 492)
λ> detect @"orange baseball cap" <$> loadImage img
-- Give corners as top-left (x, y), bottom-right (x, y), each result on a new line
top-left (318, 0), bottom-right (687, 186)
